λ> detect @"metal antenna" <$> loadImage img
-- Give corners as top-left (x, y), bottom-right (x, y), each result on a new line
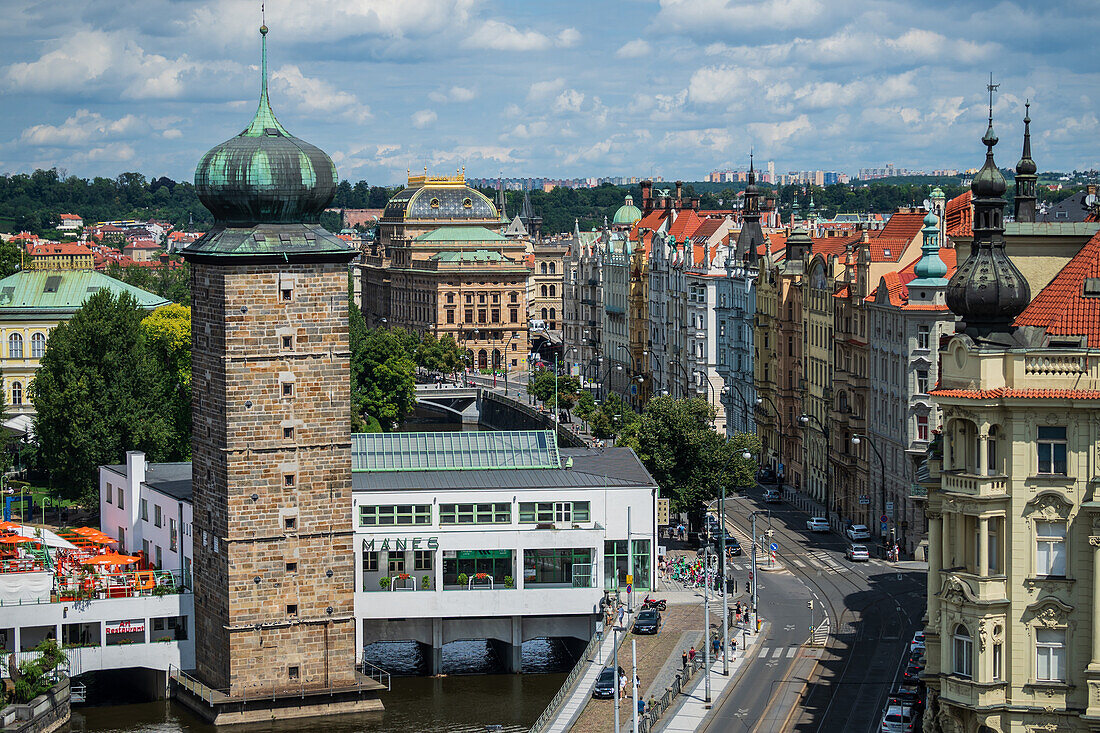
top-left (987, 72), bottom-right (999, 124)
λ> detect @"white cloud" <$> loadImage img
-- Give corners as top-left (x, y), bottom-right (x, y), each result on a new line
top-left (557, 28), bottom-right (582, 48)
top-left (552, 89), bottom-right (585, 114)
top-left (747, 115), bottom-right (813, 148)
top-left (429, 86), bottom-right (477, 103)
top-left (616, 39), bottom-right (652, 59)
top-left (271, 65), bottom-right (371, 122)
top-left (528, 78), bottom-right (566, 103)
top-left (654, 0), bottom-right (826, 35)
top-left (21, 110), bottom-right (145, 146)
top-left (162, 129), bottom-right (184, 140)
top-left (464, 20), bottom-right (552, 51)
top-left (411, 109), bottom-right (438, 128)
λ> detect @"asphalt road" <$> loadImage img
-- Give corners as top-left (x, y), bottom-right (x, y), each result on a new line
top-left (704, 487), bottom-right (927, 733)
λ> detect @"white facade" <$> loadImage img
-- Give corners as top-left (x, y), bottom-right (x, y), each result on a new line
top-left (99, 452), bottom-right (193, 586)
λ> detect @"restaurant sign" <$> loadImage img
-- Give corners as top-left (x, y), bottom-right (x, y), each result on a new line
top-left (362, 536), bottom-right (439, 552)
top-left (106, 620), bottom-right (144, 635)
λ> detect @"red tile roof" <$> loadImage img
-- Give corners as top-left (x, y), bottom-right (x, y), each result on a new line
top-left (1014, 230), bottom-right (1100, 346)
top-left (931, 388), bottom-right (1100, 400)
top-left (29, 242), bottom-right (93, 257)
top-left (866, 248), bottom-right (958, 307)
top-left (668, 209), bottom-right (704, 240)
top-left (867, 212), bottom-right (926, 262)
top-left (811, 235), bottom-right (859, 258)
top-left (691, 217), bottom-right (725, 241)
top-left (944, 191), bottom-right (972, 238)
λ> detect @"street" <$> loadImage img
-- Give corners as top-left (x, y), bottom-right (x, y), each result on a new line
top-left (706, 487), bottom-right (926, 733)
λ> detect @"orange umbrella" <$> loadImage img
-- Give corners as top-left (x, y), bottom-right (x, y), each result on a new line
top-left (80, 553), bottom-right (139, 566)
top-left (0, 535), bottom-right (37, 544)
top-left (0, 521), bottom-right (20, 531)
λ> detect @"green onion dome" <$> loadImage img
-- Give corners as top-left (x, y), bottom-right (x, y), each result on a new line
top-left (194, 25), bottom-right (337, 225)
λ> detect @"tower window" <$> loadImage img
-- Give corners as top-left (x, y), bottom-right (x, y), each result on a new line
top-left (286, 562), bottom-right (298, 572)
top-left (286, 605), bottom-right (297, 617)
top-left (288, 666), bottom-right (299, 680)
top-left (281, 286), bottom-right (293, 301)
top-left (282, 335), bottom-right (293, 349)
top-left (283, 426), bottom-right (295, 439)
top-left (284, 474), bottom-right (295, 488)
top-left (284, 517), bottom-right (296, 530)
top-left (282, 382), bottom-right (294, 397)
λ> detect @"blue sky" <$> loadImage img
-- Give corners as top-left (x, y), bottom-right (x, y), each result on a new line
top-left (1, 0), bottom-right (1097, 185)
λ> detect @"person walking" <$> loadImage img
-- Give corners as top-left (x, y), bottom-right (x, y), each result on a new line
top-left (688, 646), bottom-right (696, 663)
top-left (682, 649), bottom-right (688, 669)
top-left (713, 635), bottom-right (721, 657)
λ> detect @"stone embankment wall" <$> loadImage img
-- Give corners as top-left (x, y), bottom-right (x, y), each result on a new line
top-left (0, 676), bottom-right (71, 733)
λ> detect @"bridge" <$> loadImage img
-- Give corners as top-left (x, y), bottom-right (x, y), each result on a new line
top-left (414, 384), bottom-right (481, 424)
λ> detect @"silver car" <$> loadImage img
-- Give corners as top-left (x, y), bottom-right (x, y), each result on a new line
top-left (846, 524), bottom-right (871, 541)
top-left (846, 544), bottom-right (870, 562)
top-left (806, 517), bottom-right (829, 532)
top-left (880, 703), bottom-right (915, 732)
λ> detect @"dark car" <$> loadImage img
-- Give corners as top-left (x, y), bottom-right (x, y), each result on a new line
top-left (632, 609), bottom-right (661, 635)
top-left (902, 661), bottom-right (924, 683)
top-left (757, 468), bottom-right (778, 485)
top-left (890, 684), bottom-right (924, 711)
top-left (592, 667), bottom-right (616, 698)
top-left (710, 533), bottom-right (742, 556)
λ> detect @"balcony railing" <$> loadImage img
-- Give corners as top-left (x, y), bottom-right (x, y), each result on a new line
top-left (942, 471), bottom-right (1007, 496)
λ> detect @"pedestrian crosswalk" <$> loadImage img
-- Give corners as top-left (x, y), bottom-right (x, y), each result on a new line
top-left (752, 645), bottom-right (802, 658)
top-left (728, 554), bottom-right (888, 573)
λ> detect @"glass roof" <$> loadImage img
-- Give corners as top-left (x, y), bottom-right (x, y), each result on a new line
top-left (353, 430), bottom-right (560, 472)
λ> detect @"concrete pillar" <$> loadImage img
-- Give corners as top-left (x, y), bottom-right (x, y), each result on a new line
top-left (510, 616), bottom-right (523, 674)
top-left (430, 618), bottom-right (443, 676)
top-left (978, 435), bottom-right (988, 476)
top-left (978, 517), bottom-right (989, 577)
top-left (941, 513), bottom-right (952, 569)
top-left (927, 513), bottom-right (941, 630)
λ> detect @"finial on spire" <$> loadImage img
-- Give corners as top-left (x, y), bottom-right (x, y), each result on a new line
top-left (1024, 99), bottom-right (1030, 124)
top-left (987, 72), bottom-right (999, 124)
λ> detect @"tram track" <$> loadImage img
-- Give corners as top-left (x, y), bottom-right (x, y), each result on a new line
top-left (716, 493), bottom-right (924, 732)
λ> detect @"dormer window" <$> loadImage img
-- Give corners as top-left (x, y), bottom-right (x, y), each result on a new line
top-left (430, 198), bottom-right (440, 208)
top-left (462, 198), bottom-right (473, 208)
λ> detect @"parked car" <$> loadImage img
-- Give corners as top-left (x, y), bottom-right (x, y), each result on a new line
top-left (763, 488), bottom-right (782, 504)
top-left (890, 684), bottom-right (924, 711)
top-left (593, 667), bottom-right (617, 698)
top-left (902, 660), bottom-right (924, 683)
top-left (846, 524), bottom-right (872, 541)
top-left (846, 544), bottom-right (870, 562)
top-left (757, 468), bottom-right (778, 485)
top-left (910, 631), bottom-right (926, 652)
top-left (710, 532), bottom-right (741, 555)
top-left (806, 517), bottom-right (829, 532)
top-left (632, 609), bottom-right (661, 635)
top-left (880, 703), bottom-right (916, 732)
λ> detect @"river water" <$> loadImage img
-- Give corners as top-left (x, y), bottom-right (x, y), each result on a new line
top-left (71, 410), bottom-right (576, 732)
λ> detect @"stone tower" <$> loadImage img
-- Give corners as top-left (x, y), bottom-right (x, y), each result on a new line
top-left (179, 23), bottom-right (359, 705)
top-left (1014, 101), bottom-right (1038, 223)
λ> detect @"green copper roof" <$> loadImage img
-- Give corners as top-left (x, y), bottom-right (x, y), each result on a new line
top-left (180, 223), bottom-right (355, 261)
top-left (352, 430), bottom-right (560, 472)
top-left (612, 195), bottom-right (642, 225)
top-left (188, 25), bottom-right (339, 232)
top-left (0, 270), bottom-right (170, 316)
top-left (429, 249), bottom-right (508, 263)
top-left (415, 226), bottom-right (507, 243)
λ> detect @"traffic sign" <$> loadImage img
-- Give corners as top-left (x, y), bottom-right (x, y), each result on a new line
top-left (769, 542), bottom-right (778, 552)
top-left (859, 495), bottom-right (870, 505)
top-left (886, 501), bottom-right (894, 515)
top-left (626, 583), bottom-right (632, 594)
top-left (880, 514), bottom-right (889, 523)
top-left (881, 521), bottom-right (889, 534)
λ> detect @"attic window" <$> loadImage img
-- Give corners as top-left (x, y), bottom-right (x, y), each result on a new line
top-left (430, 198), bottom-right (440, 208)
top-left (43, 276), bottom-right (62, 293)
top-left (1083, 278), bottom-right (1100, 298)
top-left (883, 248), bottom-right (891, 257)
top-left (463, 198), bottom-right (473, 208)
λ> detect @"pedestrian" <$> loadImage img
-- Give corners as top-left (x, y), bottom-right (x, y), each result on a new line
top-left (678, 523), bottom-right (686, 541)
top-left (618, 667), bottom-right (627, 699)
top-left (682, 650), bottom-right (688, 669)
top-left (688, 646), bottom-right (696, 663)
top-left (713, 635), bottom-right (720, 657)
top-left (647, 695), bottom-right (656, 714)
top-left (637, 697), bottom-right (645, 716)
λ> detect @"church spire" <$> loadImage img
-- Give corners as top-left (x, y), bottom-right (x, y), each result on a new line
top-left (735, 151), bottom-right (763, 264)
top-left (1014, 100), bottom-right (1037, 222)
top-left (243, 21), bottom-right (289, 138)
top-left (945, 76), bottom-right (1030, 341)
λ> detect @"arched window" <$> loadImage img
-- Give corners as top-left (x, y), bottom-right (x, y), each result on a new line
top-left (540, 285), bottom-right (548, 298)
top-left (540, 263), bottom-right (547, 275)
top-left (11, 381), bottom-right (22, 406)
top-left (540, 308), bottom-right (548, 320)
top-left (477, 349), bottom-right (488, 370)
top-left (31, 332), bottom-right (46, 359)
top-left (549, 262), bottom-right (556, 275)
top-left (549, 285), bottom-right (556, 297)
top-left (8, 333), bottom-right (23, 359)
top-left (953, 625), bottom-right (972, 679)
top-left (549, 308), bottom-right (556, 320)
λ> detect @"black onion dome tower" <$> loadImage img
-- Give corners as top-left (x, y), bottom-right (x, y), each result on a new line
top-left (1013, 101), bottom-right (1038, 222)
top-left (734, 151), bottom-right (765, 265)
top-left (945, 77), bottom-right (1030, 342)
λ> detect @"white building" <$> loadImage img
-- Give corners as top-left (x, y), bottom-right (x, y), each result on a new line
top-left (96, 431), bottom-right (659, 676)
top-left (99, 451), bottom-right (193, 586)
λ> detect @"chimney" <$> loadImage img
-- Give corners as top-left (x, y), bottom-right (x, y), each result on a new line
top-left (675, 181), bottom-right (683, 204)
top-left (125, 450), bottom-right (146, 533)
top-left (691, 197), bottom-right (700, 211)
top-left (640, 181), bottom-right (653, 214)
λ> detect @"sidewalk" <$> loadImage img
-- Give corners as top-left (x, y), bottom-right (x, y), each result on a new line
top-left (655, 621), bottom-right (769, 733)
top-left (542, 606), bottom-right (628, 733)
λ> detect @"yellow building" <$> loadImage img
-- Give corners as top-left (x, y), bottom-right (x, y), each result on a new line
top-left (924, 105), bottom-right (1100, 732)
top-left (0, 270), bottom-right (169, 421)
top-left (26, 242), bottom-right (94, 270)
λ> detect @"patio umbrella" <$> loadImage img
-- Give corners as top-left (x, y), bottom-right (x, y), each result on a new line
top-left (0, 534), bottom-right (37, 543)
top-left (80, 553), bottom-right (139, 565)
top-left (0, 521), bottom-right (20, 531)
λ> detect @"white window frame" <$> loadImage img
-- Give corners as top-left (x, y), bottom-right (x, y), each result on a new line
top-left (953, 625), bottom-right (973, 679)
top-left (1036, 627), bottom-right (1066, 682)
top-left (1036, 521), bottom-right (1067, 577)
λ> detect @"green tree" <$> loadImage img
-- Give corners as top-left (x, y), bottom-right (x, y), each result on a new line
top-left (31, 290), bottom-right (176, 504)
top-left (528, 371), bottom-right (579, 411)
top-left (0, 238), bottom-right (22, 278)
top-left (141, 304), bottom-right (192, 459)
top-left (589, 393), bottom-right (638, 440)
top-left (621, 396), bottom-right (745, 517)
top-left (348, 299), bottom-right (416, 431)
top-left (9, 639), bottom-right (66, 704)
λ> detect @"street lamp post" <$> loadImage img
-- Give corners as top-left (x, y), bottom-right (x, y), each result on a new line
top-left (852, 433), bottom-right (887, 550)
top-left (800, 412), bottom-right (832, 523)
top-left (702, 542), bottom-right (711, 703)
top-left (669, 360), bottom-right (691, 400)
top-left (755, 395), bottom-right (784, 495)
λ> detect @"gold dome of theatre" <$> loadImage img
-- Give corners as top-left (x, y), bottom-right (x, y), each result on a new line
top-left (382, 169), bottom-right (499, 222)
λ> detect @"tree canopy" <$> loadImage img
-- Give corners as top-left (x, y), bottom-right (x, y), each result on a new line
top-left (141, 304), bottom-right (192, 459)
top-left (528, 370), bottom-right (579, 411)
top-left (349, 298), bottom-right (416, 432)
top-left (104, 261), bottom-right (191, 306)
top-left (620, 396), bottom-right (762, 516)
top-left (31, 290), bottom-right (186, 504)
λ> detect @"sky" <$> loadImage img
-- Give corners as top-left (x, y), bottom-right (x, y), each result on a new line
top-left (0, 0), bottom-right (1097, 185)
